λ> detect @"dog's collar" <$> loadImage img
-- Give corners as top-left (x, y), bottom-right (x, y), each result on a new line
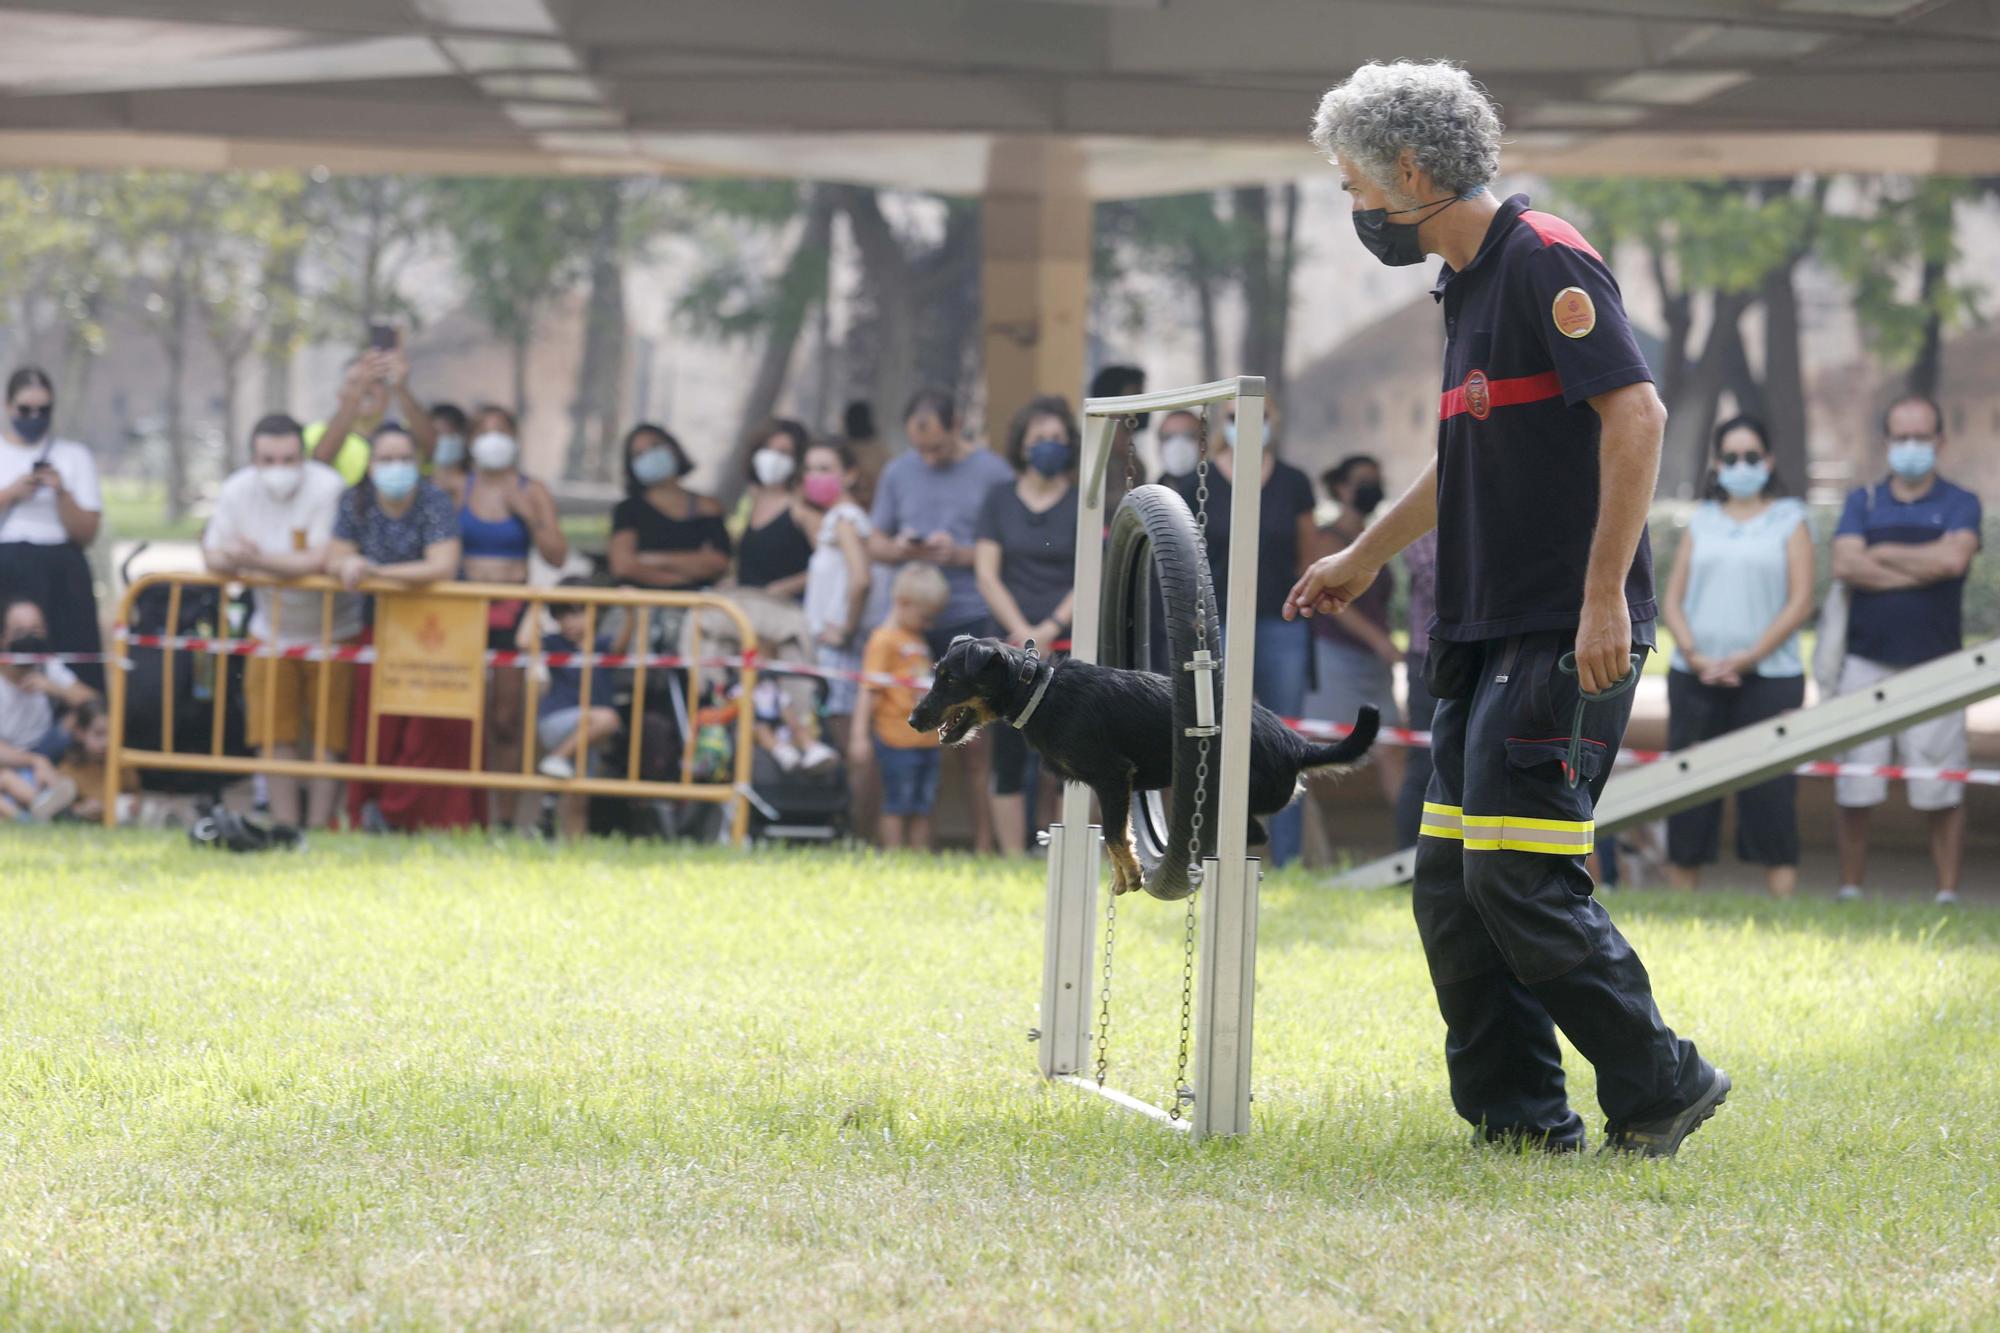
top-left (1008, 659), bottom-right (1055, 729)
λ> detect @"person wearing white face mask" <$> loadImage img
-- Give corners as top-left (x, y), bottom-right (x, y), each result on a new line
top-left (449, 403), bottom-right (568, 830)
top-left (202, 414), bottom-right (362, 829)
top-left (1828, 395), bottom-right (1982, 906)
top-left (733, 417), bottom-right (818, 601)
top-left (1658, 416), bottom-right (1815, 899)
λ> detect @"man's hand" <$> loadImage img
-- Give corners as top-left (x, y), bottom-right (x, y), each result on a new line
top-left (0, 473), bottom-right (37, 507)
top-left (339, 355), bottom-right (377, 403)
top-left (922, 531), bottom-right (957, 564)
top-left (381, 348), bottom-right (411, 388)
top-left (29, 754), bottom-right (59, 789)
top-left (335, 554), bottom-right (372, 589)
top-left (1573, 591), bottom-right (1633, 695)
top-left (1283, 548), bottom-right (1380, 622)
top-left (30, 464), bottom-right (62, 496)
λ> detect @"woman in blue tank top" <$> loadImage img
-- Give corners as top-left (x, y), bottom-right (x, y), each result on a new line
top-left (449, 403), bottom-right (569, 830)
top-left (1659, 416), bottom-right (1816, 897)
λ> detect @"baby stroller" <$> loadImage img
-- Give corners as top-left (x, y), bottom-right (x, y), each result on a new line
top-left (678, 588), bottom-right (851, 844)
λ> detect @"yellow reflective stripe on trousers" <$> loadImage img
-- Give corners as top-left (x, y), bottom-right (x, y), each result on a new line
top-left (1418, 801), bottom-right (1463, 842)
top-left (1461, 812), bottom-right (1594, 855)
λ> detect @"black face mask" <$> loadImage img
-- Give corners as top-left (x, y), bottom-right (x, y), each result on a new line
top-left (1352, 193), bottom-right (1464, 267)
top-left (11, 410), bottom-right (50, 445)
top-left (1351, 482), bottom-right (1385, 516)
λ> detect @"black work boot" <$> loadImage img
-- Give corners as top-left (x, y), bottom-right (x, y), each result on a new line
top-left (1603, 1068), bottom-right (1731, 1159)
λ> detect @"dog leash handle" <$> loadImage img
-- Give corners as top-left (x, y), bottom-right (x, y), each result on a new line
top-left (1555, 650), bottom-right (1641, 790)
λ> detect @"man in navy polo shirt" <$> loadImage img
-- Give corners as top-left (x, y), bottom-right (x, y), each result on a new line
top-left (1830, 395), bottom-right (1981, 906)
top-left (1286, 61), bottom-right (1726, 1157)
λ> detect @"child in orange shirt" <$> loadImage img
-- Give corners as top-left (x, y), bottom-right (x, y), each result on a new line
top-left (849, 563), bottom-right (948, 849)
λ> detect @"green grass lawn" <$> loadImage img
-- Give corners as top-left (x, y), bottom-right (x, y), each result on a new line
top-left (3, 830), bottom-right (1997, 1328)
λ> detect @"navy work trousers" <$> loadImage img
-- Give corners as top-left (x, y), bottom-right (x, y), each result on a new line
top-left (1412, 630), bottom-right (1709, 1144)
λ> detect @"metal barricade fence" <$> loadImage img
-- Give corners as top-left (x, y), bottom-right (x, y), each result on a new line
top-left (104, 572), bottom-right (759, 841)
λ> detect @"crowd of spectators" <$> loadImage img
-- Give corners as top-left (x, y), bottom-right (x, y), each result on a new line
top-left (0, 345), bottom-right (1984, 896)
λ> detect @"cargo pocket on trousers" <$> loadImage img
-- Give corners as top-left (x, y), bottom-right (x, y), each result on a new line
top-left (1503, 737), bottom-right (1606, 792)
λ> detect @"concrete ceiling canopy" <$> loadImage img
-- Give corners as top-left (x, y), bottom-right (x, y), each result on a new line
top-left (0, 0), bottom-right (1996, 190)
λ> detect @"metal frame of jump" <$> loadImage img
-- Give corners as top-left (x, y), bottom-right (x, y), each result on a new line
top-left (1037, 375), bottom-right (1266, 1141)
top-left (1327, 635), bottom-right (2000, 890)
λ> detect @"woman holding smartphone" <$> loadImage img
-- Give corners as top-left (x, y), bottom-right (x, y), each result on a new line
top-left (0, 367), bottom-right (106, 693)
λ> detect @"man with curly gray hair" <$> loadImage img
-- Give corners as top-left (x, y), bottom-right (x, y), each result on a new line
top-left (1288, 61), bottom-right (1729, 1159)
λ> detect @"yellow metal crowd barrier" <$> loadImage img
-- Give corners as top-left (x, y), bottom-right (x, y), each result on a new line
top-left (105, 572), bottom-right (760, 842)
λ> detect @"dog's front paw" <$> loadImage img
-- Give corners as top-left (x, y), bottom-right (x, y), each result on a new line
top-left (1108, 843), bottom-right (1142, 896)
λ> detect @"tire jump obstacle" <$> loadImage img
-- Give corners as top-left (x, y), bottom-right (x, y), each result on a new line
top-left (1035, 375), bottom-right (1268, 1141)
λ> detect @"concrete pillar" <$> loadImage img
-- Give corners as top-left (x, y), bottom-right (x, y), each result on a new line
top-left (981, 137), bottom-right (1091, 440)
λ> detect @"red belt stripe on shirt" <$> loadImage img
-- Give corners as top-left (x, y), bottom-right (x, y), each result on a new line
top-left (1439, 370), bottom-right (1564, 421)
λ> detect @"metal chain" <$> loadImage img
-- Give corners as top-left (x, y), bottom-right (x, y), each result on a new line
top-left (1171, 408), bottom-right (1217, 1120)
top-left (1094, 891), bottom-right (1116, 1086)
top-left (1092, 418), bottom-right (1142, 1094)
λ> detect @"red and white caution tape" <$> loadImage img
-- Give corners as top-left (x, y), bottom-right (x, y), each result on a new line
top-left (11, 640), bottom-right (1998, 787)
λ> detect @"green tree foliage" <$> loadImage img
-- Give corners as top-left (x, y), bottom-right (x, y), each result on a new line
top-left (427, 178), bottom-right (607, 417)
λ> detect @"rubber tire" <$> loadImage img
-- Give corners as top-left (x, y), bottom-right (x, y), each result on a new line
top-left (1099, 483), bottom-right (1224, 901)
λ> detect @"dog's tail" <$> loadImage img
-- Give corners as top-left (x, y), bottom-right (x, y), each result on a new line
top-left (1298, 704), bottom-right (1380, 772)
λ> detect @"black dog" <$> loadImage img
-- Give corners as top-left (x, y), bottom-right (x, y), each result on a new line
top-left (908, 637), bottom-right (1378, 894)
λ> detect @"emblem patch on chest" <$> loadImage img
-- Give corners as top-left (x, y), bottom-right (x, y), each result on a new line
top-left (1463, 369), bottom-right (1491, 421)
top-left (1553, 286), bottom-right (1596, 339)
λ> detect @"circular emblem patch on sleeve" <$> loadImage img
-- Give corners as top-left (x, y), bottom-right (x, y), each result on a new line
top-left (1553, 286), bottom-right (1596, 339)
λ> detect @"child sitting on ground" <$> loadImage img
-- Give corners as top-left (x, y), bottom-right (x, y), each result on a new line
top-left (848, 562), bottom-right (948, 850)
top-left (59, 700), bottom-right (111, 822)
top-left (535, 581), bottom-right (627, 783)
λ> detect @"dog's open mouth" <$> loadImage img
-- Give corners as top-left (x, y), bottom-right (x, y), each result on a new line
top-left (939, 704), bottom-right (983, 746)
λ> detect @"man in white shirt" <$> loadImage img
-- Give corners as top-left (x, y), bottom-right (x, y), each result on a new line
top-left (203, 414), bottom-right (363, 829)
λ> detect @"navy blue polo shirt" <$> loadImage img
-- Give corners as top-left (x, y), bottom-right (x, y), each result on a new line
top-left (1429, 194), bottom-right (1657, 644)
top-left (1836, 476), bottom-right (1981, 666)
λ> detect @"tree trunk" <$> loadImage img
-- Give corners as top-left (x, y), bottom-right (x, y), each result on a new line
top-left (511, 331), bottom-right (529, 422)
top-left (220, 355), bottom-right (242, 471)
top-left (1190, 248), bottom-right (1221, 383)
top-left (1647, 238), bottom-right (1692, 407)
top-left (568, 181), bottom-right (628, 481)
top-left (1761, 258), bottom-right (1809, 493)
top-left (1270, 182), bottom-right (1299, 404)
top-left (1660, 289), bottom-right (1754, 498)
top-left (261, 180), bottom-right (312, 415)
top-left (837, 186), bottom-right (918, 461)
top-left (1907, 255), bottom-right (1945, 399)
top-left (1234, 186), bottom-right (1273, 383)
top-left (163, 272), bottom-right (191, 523)
top-left (718, 187), bottom-right (837, 509)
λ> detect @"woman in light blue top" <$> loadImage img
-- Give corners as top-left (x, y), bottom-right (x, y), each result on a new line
top-left (1659, 415), bottom-right (1816, 897)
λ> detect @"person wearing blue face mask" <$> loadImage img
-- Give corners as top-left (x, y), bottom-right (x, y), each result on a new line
top-left (1828, 394), bottom-right (1982, 906)
top-left (1659, 416), bottom-right (1816, 899)
top-left (974, 394), bottom-right (1082, 855)
top-left (329, 423), bottom-right (474, 834)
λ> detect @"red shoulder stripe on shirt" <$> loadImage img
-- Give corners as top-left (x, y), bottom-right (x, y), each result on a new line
top-left (1519, 210), bottom-right (1604, 263)
top-left (1439, 370), bottom-right (1564, 422)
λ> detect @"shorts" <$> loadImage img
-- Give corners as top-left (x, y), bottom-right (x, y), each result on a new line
top-left (817, 642), bottom-right (862, 716)
top-left (874, 739), bottom-right (941, 816)
top-left (486, 598), bottom-right (528, 653)
top-left (244, 654), bottom-right (355, 752)
top-left (537, 705), bottom-right (585, 754)
top-left (1834, 655), bottom-right (1969, 811)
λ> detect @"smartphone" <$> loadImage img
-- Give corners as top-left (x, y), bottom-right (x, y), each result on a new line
top-left (367, 322), bottom-right (397, 352)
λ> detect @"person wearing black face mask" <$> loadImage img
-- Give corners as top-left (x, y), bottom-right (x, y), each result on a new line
top-left (1303, 455), bottom-right (1406, 825)
top-left (976, 394), bottom-right (1081, 856)
top-left (0, 365), bottom-right (106, 694)
top-left (1291, 62), bottom-right (1724, 1160)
